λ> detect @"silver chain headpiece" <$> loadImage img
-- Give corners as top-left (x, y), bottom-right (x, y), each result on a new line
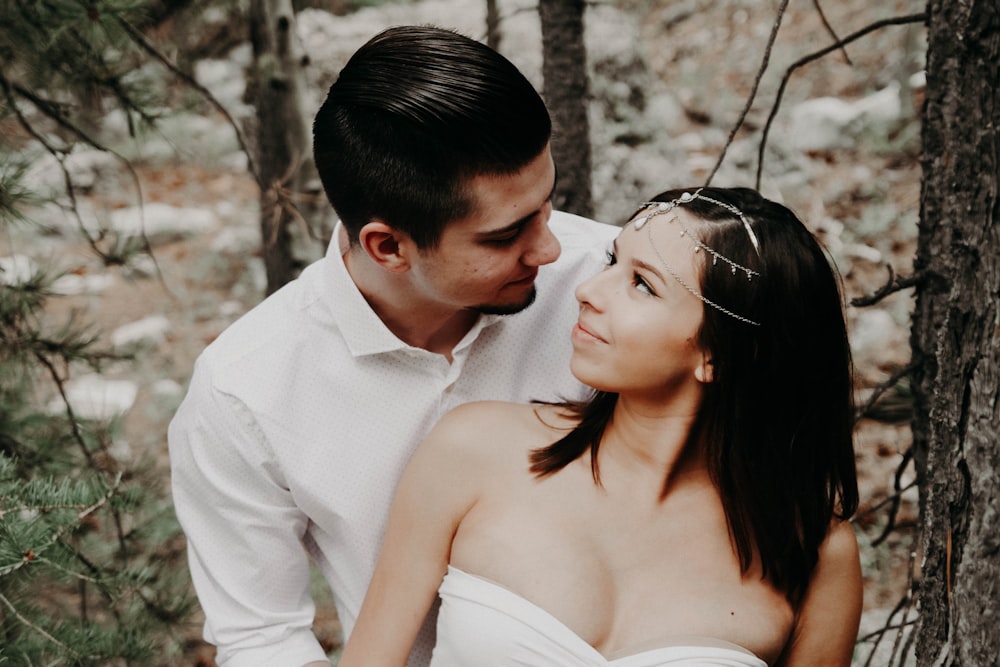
top-left (631, 189), bottom-right (762, 326)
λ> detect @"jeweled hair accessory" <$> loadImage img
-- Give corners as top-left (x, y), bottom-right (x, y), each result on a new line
top-left (631, 189), bottom-right (762, 326)
top-left (632, 189), bottom-right (761, 256)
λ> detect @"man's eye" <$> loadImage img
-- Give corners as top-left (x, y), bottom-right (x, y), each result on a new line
top-left (487, 235), bottom-right (519, 247)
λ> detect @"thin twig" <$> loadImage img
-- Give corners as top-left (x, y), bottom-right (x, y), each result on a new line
top-left (854, 359), bottom-right (919, 422)
top-left (31, 351), bottom-right (97, 468)
top-left (852, 265), bottom-right (927, 307)
top-left (704, 0), bottom-right (790, 186)
top-left (853, 480), bottom-right (917, 523)
top-left (812, 0), bottom-right (853, 65)
top-left (859, 546), bottom-right (919, 666)
top-left (755, 13), bottom-right (928, 189)
top-left (116, 16), bottom-right (260, 183)
top-left (872, 446), bottom-right (915, 548)
top-left (887, 547), bottom-right (920, 667)
top-left (1, 75), bottom-right (177, 302)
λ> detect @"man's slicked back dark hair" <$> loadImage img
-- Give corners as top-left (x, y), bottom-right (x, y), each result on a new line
top-left (312, 25), bottom-right (552, 248)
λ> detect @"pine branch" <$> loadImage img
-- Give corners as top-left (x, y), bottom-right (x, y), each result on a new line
top-left (0, 472), bottom-right (121, 578)
top-left (1, 74), bottom-right (178, 302)
top-left (0, 592), bottom-right (79, 659)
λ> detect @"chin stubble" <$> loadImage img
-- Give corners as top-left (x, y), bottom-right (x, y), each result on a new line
top-left (474, 286), bottom-right (538, 316)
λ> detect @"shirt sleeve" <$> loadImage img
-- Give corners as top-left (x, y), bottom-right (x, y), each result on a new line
top-left (168, 358), bottom-right (330, 667)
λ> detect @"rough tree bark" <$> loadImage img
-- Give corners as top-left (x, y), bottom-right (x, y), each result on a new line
top-left (248, 0), bottom-right (325, 294)
top-left (538, 0), bottom-right (593, 218)
top-left (911, 0), bottom-right (1000, 664)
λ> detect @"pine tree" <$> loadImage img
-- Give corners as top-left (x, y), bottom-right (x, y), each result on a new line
top-left (1, 1), bottom-right (194, 663)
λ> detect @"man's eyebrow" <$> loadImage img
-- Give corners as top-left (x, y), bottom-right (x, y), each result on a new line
top-left (477, 179), bottom-right (558, 238)
top-left (478, 217), bottom-right (531, 238)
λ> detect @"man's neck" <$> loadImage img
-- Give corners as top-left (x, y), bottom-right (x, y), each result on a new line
top-left (344, 248), bottom-right (479, 359)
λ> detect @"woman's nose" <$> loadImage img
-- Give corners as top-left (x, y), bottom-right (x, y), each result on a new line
top-left (575, 269), bottom-right (605, 310)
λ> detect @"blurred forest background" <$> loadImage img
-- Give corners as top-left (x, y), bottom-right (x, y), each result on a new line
top-left (2, 0), bottom-right (984, 665)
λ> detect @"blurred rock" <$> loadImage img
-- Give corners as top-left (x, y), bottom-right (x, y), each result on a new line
top-left (194, 55), bottom-right (252, 120)
top-left (0, 254), bottom-right (37, 285)
top-left (47, 374), bottom-right (138, 421)
top-left (788, 82), bottom-right (902, 152)
top-left (211, 225), bottom-right (260, 255)
top-left (111, 315), bottom-right (171, 349)
top-left (109, 203), bottom-right (218, 244)
top-left (51, 273), bottom-right (116, 296)
top-left (850, 307), bottom-right (904, 367)
top-left (151, 378), bottom-right (185, 401)
top-left (219, 300), bottom-right (245, 319)
top-left (25, 147), bottom-right (121, 196)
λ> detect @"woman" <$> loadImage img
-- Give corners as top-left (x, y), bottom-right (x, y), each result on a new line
top-left (340, 187), bottom-right (862, 666)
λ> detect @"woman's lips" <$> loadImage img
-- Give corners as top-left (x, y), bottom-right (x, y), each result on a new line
top-left (573, 320), bottom-right (605, 343)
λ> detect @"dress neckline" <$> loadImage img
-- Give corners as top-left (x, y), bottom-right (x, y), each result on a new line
top-left (443, 565), bottom-right (767, 665)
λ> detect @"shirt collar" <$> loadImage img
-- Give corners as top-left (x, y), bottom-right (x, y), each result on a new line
top-left (322, 223), bottom-right (502, 358)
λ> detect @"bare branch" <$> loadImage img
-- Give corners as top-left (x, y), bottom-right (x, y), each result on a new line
top-left (853, 480), bottom-right (917, 523)
top-left (871, 445), bottom-right (915, 548)
top-left (852, 264), bottom-right (928, 307)
top-left (858, 547), bottom-right (919, 666)
top-left (31, 350), bottom-right (98, 469)
top-left (754, 12), bottom-right (928, 189)
top-left (854, 359), bottom-right (919, 422)
top-left (116, 16), bottom-right (261, 184)
top-left (812, 0), bottom-right (853, 65)
top-left (1, 75), bottom-right (177, 300)
top-left (704, 0), bottom-right (790, 186)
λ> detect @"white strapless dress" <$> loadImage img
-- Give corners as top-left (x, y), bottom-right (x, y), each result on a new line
top-left (430, 566), bottom-right (769, 667)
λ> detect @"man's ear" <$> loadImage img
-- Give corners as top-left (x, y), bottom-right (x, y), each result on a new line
top-left (694, 355), bottom-right (714, 384)
top-left (358, 221), bottom-right (411, 272)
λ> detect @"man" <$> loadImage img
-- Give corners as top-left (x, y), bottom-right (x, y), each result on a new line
top-left (168, 25), bottom-right (618, 667)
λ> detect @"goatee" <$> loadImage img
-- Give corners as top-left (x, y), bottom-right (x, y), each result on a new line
top-left (474, 286), bottom-right (537, 316)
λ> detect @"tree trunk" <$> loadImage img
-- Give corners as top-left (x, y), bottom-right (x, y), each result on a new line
top-left (485, 0), bottom-right (501, 51)
top-left (538, 0), bottom-right (593, 218)
top-left (911, 1), bottom-right (1000, 664)
top-left (248, 0), bottom-right (326, 294)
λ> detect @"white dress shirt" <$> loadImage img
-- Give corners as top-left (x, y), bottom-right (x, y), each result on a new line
top-left (168, 211), bottom-right (618, 666)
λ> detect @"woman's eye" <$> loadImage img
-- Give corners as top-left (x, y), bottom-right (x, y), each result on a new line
top-left (633, 273), bottom-right (655, 296)
top-left (605, 250), bottom-right (617, 266)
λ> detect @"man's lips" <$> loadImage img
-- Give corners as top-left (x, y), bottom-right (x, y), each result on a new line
top-left (508, 269), bottom-right (538, 287)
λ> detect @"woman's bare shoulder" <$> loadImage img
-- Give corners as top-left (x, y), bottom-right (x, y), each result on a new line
top-left (439, 401), bottom-right (576, 434)
top-left (424, 401), bottom-right (579, 464)
top-left (818, 519), bottom-right (861, 564)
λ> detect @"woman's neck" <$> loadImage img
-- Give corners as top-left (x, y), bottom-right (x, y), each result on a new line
top-left (598, 395), bottom-right (705, 494)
